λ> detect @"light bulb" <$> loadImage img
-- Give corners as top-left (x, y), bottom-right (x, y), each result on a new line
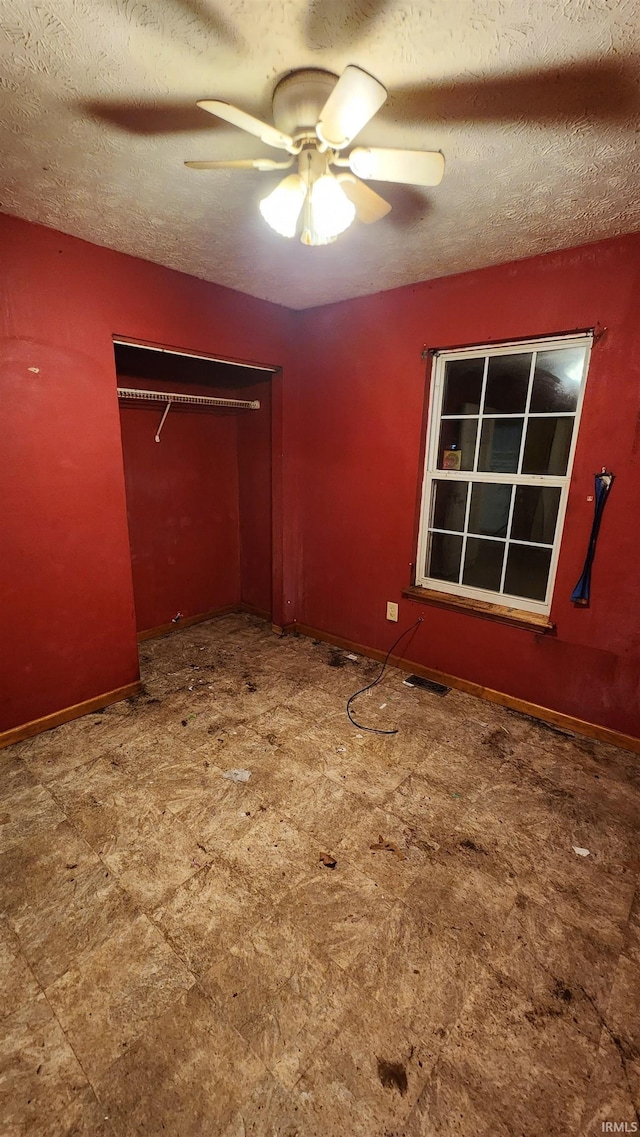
top-left (259, 174), bottom-right (306, 238)
top-left (300, 174), bottom-right (356, 245)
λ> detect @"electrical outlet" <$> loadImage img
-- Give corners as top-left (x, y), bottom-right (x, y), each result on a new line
top-left (386, 601), bottom-right (399, 622)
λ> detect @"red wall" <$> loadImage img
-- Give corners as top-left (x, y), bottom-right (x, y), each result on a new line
top-left (0, 213), bottom-right (292, 732)
top-left (2, 211), bottom-right (639, 740)
top-left (293, 235), bottom-right (640, 738)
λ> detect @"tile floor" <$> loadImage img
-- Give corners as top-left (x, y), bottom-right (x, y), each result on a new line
top-left (1, 613), bottom-right (639, 1136)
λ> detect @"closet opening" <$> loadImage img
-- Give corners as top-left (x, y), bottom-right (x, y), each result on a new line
top-left (114, 338), bottom-right (277, 640)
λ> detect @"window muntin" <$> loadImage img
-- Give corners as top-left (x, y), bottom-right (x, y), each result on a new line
top-left (417, 335), bottom-right (591, 615)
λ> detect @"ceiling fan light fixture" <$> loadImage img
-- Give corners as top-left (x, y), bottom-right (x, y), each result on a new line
top-left (188, 64), bottom-right (446, 246)
top-left (259, 173), bottom-right (306, 237)
top-left (300, 222), bottom-right (336, 248)
top-left (301, 173), bottom-right (356, 245)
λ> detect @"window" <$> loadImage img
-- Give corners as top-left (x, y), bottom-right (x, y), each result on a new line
top-left (416, 333), bottom-right (591, 615)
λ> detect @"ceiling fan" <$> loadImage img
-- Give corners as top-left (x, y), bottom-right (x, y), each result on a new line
top-left (185, 65), bottom-right (445, 246)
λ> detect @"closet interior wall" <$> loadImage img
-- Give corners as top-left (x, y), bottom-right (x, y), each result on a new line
top-left (116, 349), bottom-right (273, 636)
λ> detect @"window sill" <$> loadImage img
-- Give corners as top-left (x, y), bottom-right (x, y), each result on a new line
top-left (402, 585), bottom-right (555, 633)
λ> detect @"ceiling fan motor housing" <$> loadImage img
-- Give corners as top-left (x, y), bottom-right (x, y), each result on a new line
top-left (272, 69), bottom-right (338, 138)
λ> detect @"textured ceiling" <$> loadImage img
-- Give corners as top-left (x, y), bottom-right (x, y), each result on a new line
top-left (1, 0), bottom-right (639, 309)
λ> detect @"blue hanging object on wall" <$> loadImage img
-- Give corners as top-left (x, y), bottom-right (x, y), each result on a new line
top-left (571, 470), bottom-right (614, 606)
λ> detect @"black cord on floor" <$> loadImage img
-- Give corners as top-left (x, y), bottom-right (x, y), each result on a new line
top-left (346, 617), bottom-right (424, 735)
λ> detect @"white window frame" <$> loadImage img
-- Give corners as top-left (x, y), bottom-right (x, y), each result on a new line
top-left (416, 332), bottom-right (592, 616)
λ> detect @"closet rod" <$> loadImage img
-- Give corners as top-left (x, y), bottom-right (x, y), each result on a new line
top-left (117, 387), bottom-right (260, 410)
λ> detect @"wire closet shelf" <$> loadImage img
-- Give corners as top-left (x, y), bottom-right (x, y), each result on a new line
top-left (117, 387), bottom-right (260, 411)
top-left (117, 387), bottom-right (260, 442)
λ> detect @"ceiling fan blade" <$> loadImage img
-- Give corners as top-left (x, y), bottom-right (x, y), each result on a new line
top-left (185, 157), bottom-right (293, 170)
top-left (349, 147), bottom-right (445, 187)
top-left (197, 100), bottom-right (294, 152)
top-left (316, 65), bottom-right (387, 149)
top-left (338, 175), bottom-right (391, 224)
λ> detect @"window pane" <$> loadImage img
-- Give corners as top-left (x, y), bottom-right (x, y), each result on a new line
top-left (478, 418), bottom-right (523, 473)
top-left (468, 482), bottom-right (512, 538)
top-left (504, 544), bottom-right (552, 601)
top-left (428, 532), bottom-right (462, 583)
top-left (530, 347), bottom-right (585, 413)
top-left (462, 537), bottom-right (505, 591)
top-left (442, 358), bottom-right (484, 415)
top-left (432, 480), bottom-right (468, 532)
top-left (484, 353), bottom-right (531, 414)
top-left (437, 419), bottom-right (477, 471)
top-left (522, 417), bottom-right (573, 475)
top-left (511, 486), bottom-right (561, 544)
